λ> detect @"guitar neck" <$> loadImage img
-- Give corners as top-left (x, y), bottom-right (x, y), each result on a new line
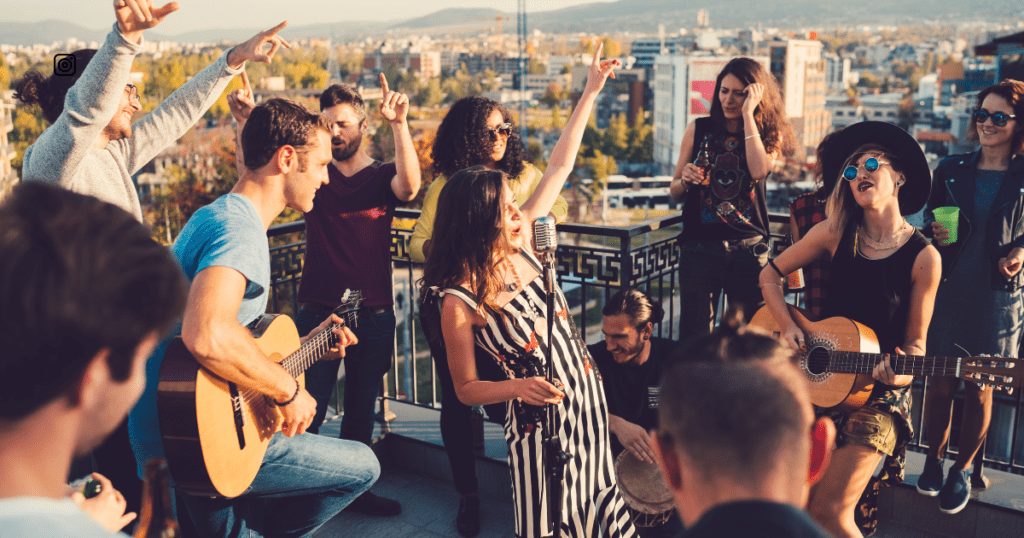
top-left (279, 322), bottom-right (343, 378)
top-left (830, 351), bottom-right (962, 377)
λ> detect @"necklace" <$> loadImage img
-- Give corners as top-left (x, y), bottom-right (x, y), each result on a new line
top-left (859, 220), bottom-right (908, 250)
top-left (505, 258), bottom-right (523, 293)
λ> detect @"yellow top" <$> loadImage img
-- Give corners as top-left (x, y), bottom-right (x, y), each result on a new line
top-left (408, 162), bottom-right (569, 263)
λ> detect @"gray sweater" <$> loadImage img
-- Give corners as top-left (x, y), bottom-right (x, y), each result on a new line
top-left (22, 24), bottom-right (241, 221)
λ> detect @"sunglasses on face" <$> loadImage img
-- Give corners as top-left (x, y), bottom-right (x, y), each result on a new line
top-left (843, 157), bottom-right (890, 181)
top-left (487, 122), bottom-right (513, 140)
top-left (124, 83), bottom-right (139, 104)
top-left (973, 109), bottom-right (1017, 127)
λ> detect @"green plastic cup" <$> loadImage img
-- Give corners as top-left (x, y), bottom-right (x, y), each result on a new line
top-left (932, 206), bottom-right (959, 245)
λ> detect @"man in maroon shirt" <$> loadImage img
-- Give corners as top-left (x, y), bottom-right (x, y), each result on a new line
top-left (293, 75), bottom-right (420, 516)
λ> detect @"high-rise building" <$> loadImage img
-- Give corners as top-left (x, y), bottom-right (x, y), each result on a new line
top-left (825, 53), bottom-right (852, 90)
top-left (0, 96), bottom-right (18, 198)
top-left (768, 39), bottom-right (830, 161)
top-left (652, 55), bottom-right (769, 175)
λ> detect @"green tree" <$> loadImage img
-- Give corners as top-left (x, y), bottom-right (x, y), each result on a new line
top-left (418, 77), bottom-right (444, 108)
top-left (625, 115), bottom-right (653, 163)
top-left (550, 105), bottom-right (565, 130)
top-left (0, 54), bottom-right (10, 91)
top-left (602, 113), bottom-right (629, 160)
top-left (528, 58), bottom-right (546, 75)
top-left (8, 104), bottom-right (47, 176)
top-left (602, 37), bottom-right (622, 58)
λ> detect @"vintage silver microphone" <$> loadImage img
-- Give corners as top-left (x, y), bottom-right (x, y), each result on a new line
top-left (532, 216), bottom-right (558, 257)
top-left (532, 215), bottom-right (566, 537)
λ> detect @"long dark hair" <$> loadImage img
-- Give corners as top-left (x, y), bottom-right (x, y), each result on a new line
top-left (421, 166), bottom-right (515, 319)
top-left (431, 96), bottom-right (526, 179)
top-left (965, 79), bottom-right (1024, 155)
top-left (14, 49), bottom-right (98, 124)
top-left (709, 58), bottom-right (794, 157)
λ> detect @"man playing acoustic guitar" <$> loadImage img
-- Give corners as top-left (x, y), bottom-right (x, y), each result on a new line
top-left (128, 99), bottom-right (378, 538)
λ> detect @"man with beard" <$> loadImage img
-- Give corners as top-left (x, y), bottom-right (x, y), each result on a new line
top-left (236, 77), bottom-right (419, 516)
top-left (0, 182), bottom-right (186, 537)
top-left (587, 288), bottom-right (684, 538)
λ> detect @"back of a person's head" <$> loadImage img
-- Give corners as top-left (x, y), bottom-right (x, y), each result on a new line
top-left (659, 311), bottom-right (810, 485)
top-left (241, 98), bottom-right (330, 171)
top-left (14, 49), bottom-right (97, 124)
top-left (0, 183), bottom-right (187, 420)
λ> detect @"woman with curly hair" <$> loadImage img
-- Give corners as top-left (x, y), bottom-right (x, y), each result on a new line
top-left (410, 97), bottom-right (568, 263)
top-left (422, 46), bottom-right (633, 538)
top-left (668, 58), bottom-right (794, 340)
top-left (411, 89), bottom-right (568, 537)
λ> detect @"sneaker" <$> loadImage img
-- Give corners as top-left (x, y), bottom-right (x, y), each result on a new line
top-left (345, 491), bottom-right (402, 516)
top-left (938, 468), bottom-right (971, 515)
top-left (916, 457), bottom-right (944, 496)
top-left (456, 494), bottom-right (481, 537)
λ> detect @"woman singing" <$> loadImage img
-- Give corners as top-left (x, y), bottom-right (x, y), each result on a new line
top-left (917, 79), bottom-right (1024, 514)
top-left (421, 46), bottom-right (635, 538)
top-left (758, 122), bottom-right (941, 538)
top-left (669, 58), bottom-right (794, 339)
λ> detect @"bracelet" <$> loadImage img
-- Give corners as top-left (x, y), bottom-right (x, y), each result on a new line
top-left (767, 258), bottom-right (785, 278)
top-left (744, 133), bottom-right (761, 141)
top-left (274, 378), bottom-right (301, 407)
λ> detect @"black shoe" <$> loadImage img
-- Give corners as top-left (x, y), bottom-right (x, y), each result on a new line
top-left (456, 494), bottom-right (481, 537)
top-left (346, 491), bottom-right (402, 517)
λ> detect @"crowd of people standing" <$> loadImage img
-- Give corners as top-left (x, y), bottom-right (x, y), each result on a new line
top-left (2, 2), bottom-right (1024, 536)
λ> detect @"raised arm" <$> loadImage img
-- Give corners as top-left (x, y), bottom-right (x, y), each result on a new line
top-left (227, 71), bottom-right (255, 178)
top-left (409, 177), bottom-right (445, 263)
top-left (379, 73), bottom-right (421, 202)
top-left (519, 43), bottom-right (618, 224)
top-left (121, 21), bottom-right (290, 173)
top-left (741, 83), bottom-right (776, 180)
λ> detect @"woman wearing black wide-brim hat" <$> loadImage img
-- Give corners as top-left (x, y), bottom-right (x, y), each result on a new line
top-left (758, 121), bottom-right (942, 538)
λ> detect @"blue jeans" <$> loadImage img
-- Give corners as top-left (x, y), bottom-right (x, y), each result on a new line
top-left (677, 237), bottom-right (768, 343)
top-left (295, 307), bottom-right (396, 445)
top-left (179, 432), bottom-right (379, 538)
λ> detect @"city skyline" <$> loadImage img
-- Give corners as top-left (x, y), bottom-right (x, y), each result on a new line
top-left (0, 0), bottom-right (609, 33)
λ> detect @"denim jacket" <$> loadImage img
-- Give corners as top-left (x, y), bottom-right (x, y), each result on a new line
top-left (923, 150), bottom-right (1024, 291)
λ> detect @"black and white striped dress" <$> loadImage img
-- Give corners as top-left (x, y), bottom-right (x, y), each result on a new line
top-left (444, 251), bottom-right (636, 538)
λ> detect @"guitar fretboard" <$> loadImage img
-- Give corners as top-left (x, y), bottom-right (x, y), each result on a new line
top-left (280, 322), bottom-right (343, 378)
top-left (814, 351), bottom-right (961, 377)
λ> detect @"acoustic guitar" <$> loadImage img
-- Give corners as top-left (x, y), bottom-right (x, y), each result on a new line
top-left (750, 305), bottom-right (1020, 412)
top-left (158, 290), bottom-right (363, 498)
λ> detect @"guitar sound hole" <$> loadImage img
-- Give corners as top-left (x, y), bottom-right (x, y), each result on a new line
top-left (806, 347), bottom-right (832, 375)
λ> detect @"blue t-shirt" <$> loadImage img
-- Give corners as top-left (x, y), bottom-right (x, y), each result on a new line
top-left (129, 194), bottom-right (269, 478)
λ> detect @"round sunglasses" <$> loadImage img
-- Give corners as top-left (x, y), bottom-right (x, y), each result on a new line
top-left (486, 122), bottom-right (514, 140)
top-left (843, 157), bottom-right (890, 181)
top-left (973, 109), bottom-right (1017, 127)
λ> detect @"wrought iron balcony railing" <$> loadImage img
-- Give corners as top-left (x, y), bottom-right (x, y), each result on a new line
top-left (265, 210), bottom-right (1024, 479)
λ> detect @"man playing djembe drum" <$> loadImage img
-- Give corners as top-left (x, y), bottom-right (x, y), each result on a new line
top-left (589, 288), bottom-right (685, 538)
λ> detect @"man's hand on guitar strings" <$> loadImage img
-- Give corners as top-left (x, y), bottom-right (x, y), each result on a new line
top-left (301, 313), bottom-right (359, 360)
top-left (278, 389), bottom-right (317, 436)
top-left (781, 325), bottom-right (806, 352)
top-left (873, 351), bottom-right (913, 387)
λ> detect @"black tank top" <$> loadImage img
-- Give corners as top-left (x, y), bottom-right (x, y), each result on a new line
top-left (822, 225), bottom-right (929, 354)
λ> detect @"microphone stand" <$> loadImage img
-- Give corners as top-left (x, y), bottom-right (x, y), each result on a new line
top-left (540, 249), bottom-right (568, 538)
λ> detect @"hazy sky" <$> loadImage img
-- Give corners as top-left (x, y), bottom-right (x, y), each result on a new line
top-left (0, 0), bottom-right (609, 33)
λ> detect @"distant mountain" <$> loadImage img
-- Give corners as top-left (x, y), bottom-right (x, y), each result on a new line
top-left (3, 1), bottom-right (1024, 47)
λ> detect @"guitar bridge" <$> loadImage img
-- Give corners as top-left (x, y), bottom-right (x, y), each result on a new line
top-left (229, 382), bottom-right (246, 450)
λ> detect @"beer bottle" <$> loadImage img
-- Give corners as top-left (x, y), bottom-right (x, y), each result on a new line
top-left (132, 459), bottom-right (179, 538)
top-left (694, 135), bottom-right (712, 185)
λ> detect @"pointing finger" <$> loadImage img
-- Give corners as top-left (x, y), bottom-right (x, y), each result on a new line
top-left (380, 72), bottom-right (390, 94)
top-left (240, 70), bottom-right (251, 93)
top-left (591, 41), bottom-right (604, 66)
top-left (265, 20), bottom-right (288, 36)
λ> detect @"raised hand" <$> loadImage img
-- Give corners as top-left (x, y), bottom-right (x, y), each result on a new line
top-left (227, 21), bottom-right (292, 70)
top-left (114, 0), bottom-right (179, 43)
top-left (584, 42), bottom-right (619, 96)
top-left (227, 71), bottom-right (255, 125)
top-left (378, 73), bottom-right (410, 125)
top-left (741, 82), bottom-right (764, 118)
